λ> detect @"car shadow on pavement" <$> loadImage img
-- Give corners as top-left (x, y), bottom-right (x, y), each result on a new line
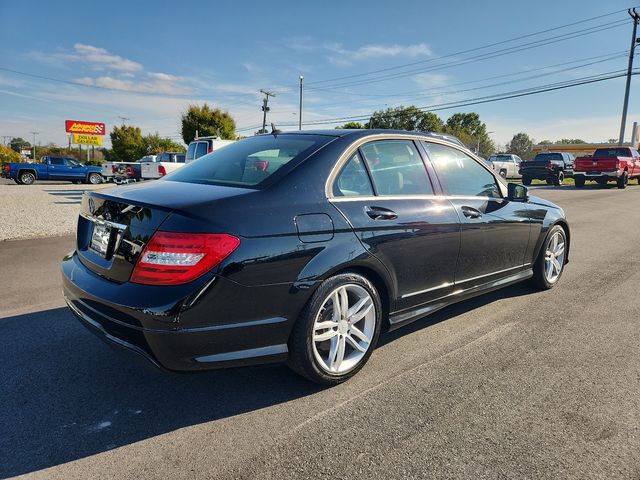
top-left (0, 307), bottom-right (322, 478)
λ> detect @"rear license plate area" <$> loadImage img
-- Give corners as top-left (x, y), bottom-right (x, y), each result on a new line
top-left (90, 223), bottom-right (111, 257)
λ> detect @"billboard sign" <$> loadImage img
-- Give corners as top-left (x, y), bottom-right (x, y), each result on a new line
top-left (73, 134), bottom-right (103, 146)
top-left (65, 120), bottom-right (106, 135)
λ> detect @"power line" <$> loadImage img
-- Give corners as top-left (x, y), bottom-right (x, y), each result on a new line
top-left (297, 7), bottom-right (636, 88)
top-left (236, 69), bottom-right (637, 131)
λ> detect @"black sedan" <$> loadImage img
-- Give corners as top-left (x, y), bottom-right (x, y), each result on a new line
top-left (62, 129), bottom-right (570, 385)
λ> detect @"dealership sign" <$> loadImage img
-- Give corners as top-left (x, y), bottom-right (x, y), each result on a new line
top-left (65, 120), bottom-right (106, 135)
top-left (73, 134), bottom-right (103, 146)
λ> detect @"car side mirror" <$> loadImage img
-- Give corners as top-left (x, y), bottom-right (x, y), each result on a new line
top-left (507, 182), bottom-right (528, 202)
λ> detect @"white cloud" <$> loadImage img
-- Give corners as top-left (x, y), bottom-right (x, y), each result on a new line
top-left (76, 75), bottom-right (190, 95)
top-left (147, 71), bottom-right (181, 82)
top-left (326, 43), bottom-right (432, 65)
top-left (30, 44), bottom-right (142, 72)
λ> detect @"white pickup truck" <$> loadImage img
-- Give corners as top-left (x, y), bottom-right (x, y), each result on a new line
top-left (102, 155), bottom-right (156, 182)
top-left (140, 152), bottom-right (186, 179)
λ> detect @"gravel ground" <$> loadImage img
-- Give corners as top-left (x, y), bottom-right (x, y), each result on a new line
top-left (0, 179), bottom-right (113, 241)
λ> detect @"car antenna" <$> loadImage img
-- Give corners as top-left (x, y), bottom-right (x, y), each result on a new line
top-left (271, 123), bottom-right (281, 137)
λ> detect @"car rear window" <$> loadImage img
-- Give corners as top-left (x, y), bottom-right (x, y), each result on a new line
top-left (489, 155), bottom-right (512, 161)
top-left (166, 134), bottom-right (333, 188)
top-left (534, 153), bottom-right (563, 161)
top-left (593, 148), bottom-right (631, 158)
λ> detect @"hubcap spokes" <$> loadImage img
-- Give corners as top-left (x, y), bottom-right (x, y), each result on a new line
top-left (544, 232), bottom-right (565, 283)
top-left (312, 284), bottom-right (375, 374)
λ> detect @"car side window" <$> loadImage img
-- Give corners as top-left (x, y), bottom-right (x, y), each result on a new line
top-left (359, 140), bottom-right (433, 195)
top-left (195, 142), bottom-right (208, 159)
top-left (333, 152), bottom-right (374, 197)
top-left (422, 142), bottom-right (501, 198)
top-left (49, 157), bottom-right (64, 165)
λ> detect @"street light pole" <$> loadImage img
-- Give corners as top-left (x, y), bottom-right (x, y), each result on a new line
top-left (299, 75), bottom-right (304, 131)
top-left (619, 8), bottom-right (640, 145)
top-left (31, 131), bottom-right (39, 160)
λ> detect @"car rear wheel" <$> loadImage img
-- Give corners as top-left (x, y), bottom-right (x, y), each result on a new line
top-left (522, 176), bottom-right (532, 186)
top-left (19, 171), bottom-right (35, 185)
top-left (87, 173), bottom-right (102, 184)
top-left (288, 273), bottom-right (382, 385)
top-left (617, 172), bottom-right (628, 189)
top-left (574, 176), bottom-right (585, 188)
top-left (530, 225), bottom-right (567, 290)
top-left (499, 169), bottom-right (507, 179)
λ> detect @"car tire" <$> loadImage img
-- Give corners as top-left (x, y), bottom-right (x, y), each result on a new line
top-left (529, 225), bottom-right (567, 290)
top-left (574, 177), bottom-right (585, 188)
top-left (19, 171), bottom-right (35, 185)
top-left (499, 169), bottom-right (507, 179)
top-left (617, 172), bottom-right (628, 189)
top-left (546, 178), bottom-right (553, 185)
top-left (287, 272), bottom-right (383, 385)
top-left (522, 176), bottom-right (532, 186)
top-left (554, 172), bottom-right (564, 186)
top-left (87, 173), bottom-right (102, 185)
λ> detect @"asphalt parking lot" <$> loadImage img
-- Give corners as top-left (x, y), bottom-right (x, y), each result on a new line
top-left (1, 183), bottom-right (639, 479)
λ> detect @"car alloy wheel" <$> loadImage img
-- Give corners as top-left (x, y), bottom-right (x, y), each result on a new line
top-left (20, 172), bottom-right (35, 185)
top-left (311, 284), bottom-right (376, 374)
top-left (544, 230), bottom-right (565, 284)
top-left (89, 173), bottom-right (102, 184)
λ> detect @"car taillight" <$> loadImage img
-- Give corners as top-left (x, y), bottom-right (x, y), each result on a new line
top-left (158, 165), bottom-right (167, 176)
top-left (111, 165), bottom-right (117, 174)
top-left (615, 161), bottom-right (620, 169)
top-left (130, 232), bottom-right (240, 285)
top-left (3, 164), bottom-right (9, 172)
top-left (548, 162), bottom-right (554, 168)
top-left (208, 148), bottom-right (214, 153)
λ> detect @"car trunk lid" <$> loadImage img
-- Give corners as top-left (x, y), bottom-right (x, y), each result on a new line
top-left (76, 180), bottom-right (252, 283)
top-left (575, 157), bottom-right (619, 172)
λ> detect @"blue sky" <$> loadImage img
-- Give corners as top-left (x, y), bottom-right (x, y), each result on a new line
top-left (1, 0), bottom-right (639, 148)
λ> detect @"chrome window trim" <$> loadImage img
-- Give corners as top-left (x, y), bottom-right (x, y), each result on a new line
top-left (329, 194), bottom-right (508, 203)
top-left (325, 133), bottom-right (506, 199)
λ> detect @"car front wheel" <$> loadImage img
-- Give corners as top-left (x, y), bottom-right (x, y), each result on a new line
top-left (288, 273), bottom-right (382, 385)
top-left (87, 173), bottom-right (102, 184)
top-left (530, 225), bottom-right (567, 290)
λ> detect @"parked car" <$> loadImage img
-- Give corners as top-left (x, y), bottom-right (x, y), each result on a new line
top-left (574, 146), bottom-right (640, 188)
top-left (486, 154), bottom-right (523, 178)
top-left (141, 152), bottom-right (186, 179)
top-left (62, 129), bottom-right (570, 385)
top-left (2, 156), bottom-right (102, 185)
top-left (519, 152), bottom-right (575, 186)
top-left (102, 156), bottom-right (156, 183)
top-left (185, 136), bottom-right (234, 164)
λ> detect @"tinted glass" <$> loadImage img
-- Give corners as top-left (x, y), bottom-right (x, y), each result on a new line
top-left (186, 143), bottom-right (196, 160)
top-left (593, 148), bottom-right (632, 158)
top-left (167, 135), bottom-right (331, 188)
top-left (195, 142), bottom-right (208, 159)
top-left (423, 142), bottom-right (501, 198)
top-left (333, 152), bottom-right (373, 197)
top-left (49, 157), bottom-right (64, 165)
top-left (360, 140), bottom-right (433, 195)
top-left (67, 158), bottom-right (80, 166)
top-left (176, 154), bottom-right (186, 163)
top-left (490, 155), bottom-right (513, 162)
top-left (534, 153), bottom-right (563, 161)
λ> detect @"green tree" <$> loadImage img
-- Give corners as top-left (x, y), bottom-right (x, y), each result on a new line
top-left (181, 103), bottom-right (236, 144)
top-left (0, 144), bottom-right (22, 163)
top-left (335, 121), bottom-right (366, 129)
top-left (110, 125), bottom-right (146, 162)
top-left (505, 132), bottom-right (535, 160)
top-left (143, 133), bottom-right (186, 154)
top-left (9, 137), bottom-right (30, 153)
top-left (368, 106), bottom-right (444, 132)
top-left (556, 138), bottom-right (586, 144)
top-left (443, 112), bottom-right (494, 157)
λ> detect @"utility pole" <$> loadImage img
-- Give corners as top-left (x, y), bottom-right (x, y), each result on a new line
top-left (619, 8), bottom-right (640, 145)
top-left (298, 76), bottom-right (304, 131)
top-left (31, 131), bottom-right (39, 160)
top-left (118, 116), bottom-right (130, 125)
top-left (260, 89), bottom-right (275, 133)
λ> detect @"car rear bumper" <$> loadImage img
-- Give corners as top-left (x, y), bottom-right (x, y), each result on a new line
top-left (573, 170), bottom-right (620, 178)
top-left (62, 251), bottom-right (297, 372)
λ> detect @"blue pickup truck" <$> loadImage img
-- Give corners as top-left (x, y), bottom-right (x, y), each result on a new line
top-left (1, 156), bottom-right (103, 185)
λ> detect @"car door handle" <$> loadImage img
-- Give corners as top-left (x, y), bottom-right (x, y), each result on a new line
top-left (365, 206), bottom-right (398, 220)
top-left (461, 206), bottom-right (482, 219)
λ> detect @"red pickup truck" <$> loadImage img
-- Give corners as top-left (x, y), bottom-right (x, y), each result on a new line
top-left (574, 147), bottom-right (640, 189)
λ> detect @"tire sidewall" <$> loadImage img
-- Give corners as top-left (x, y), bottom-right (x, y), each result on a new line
top-left (293, 273), bottom-right (382, 385)
top-left (535, 225), bottom-right (567, 289)
top-left (88, 173), bottom-right (102, 184)
top-left (20, 172), bottom-right (35, 185)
